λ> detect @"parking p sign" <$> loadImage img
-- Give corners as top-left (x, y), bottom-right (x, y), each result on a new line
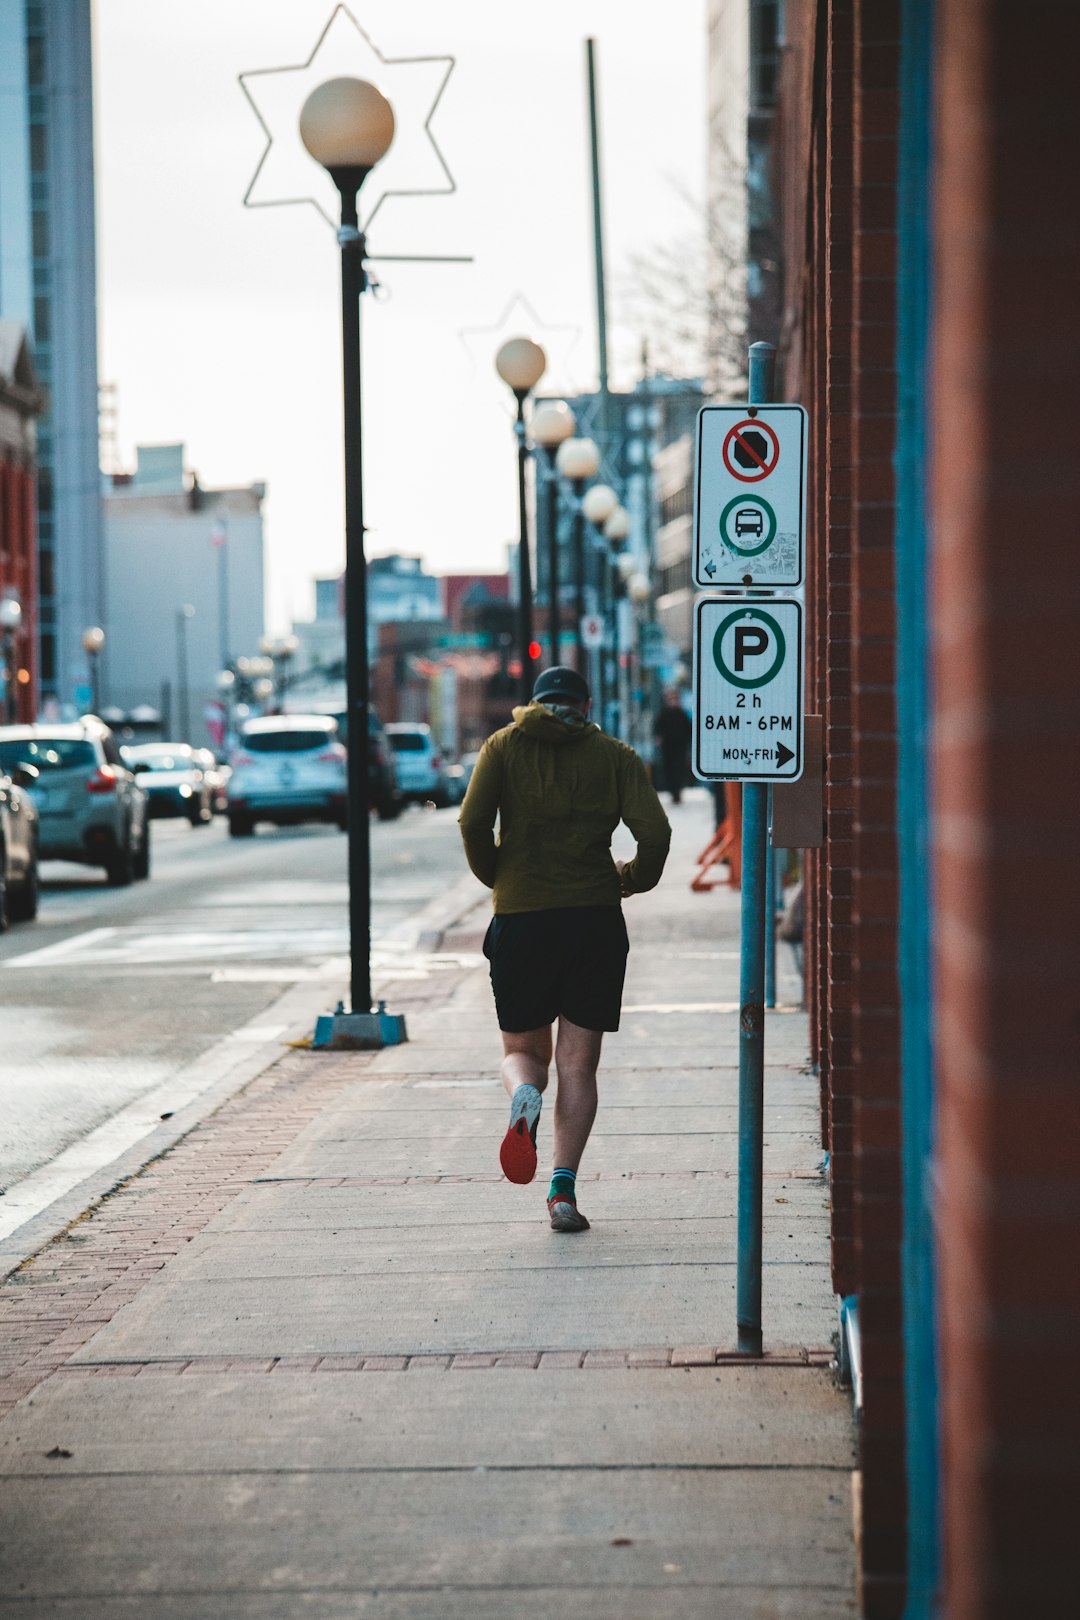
top-left (693, 596), bottom-right (804, 782)
top-left (694, 404), bottom-right (807, 589)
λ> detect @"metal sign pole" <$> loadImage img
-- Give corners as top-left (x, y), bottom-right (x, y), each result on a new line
top-left (736, 339), bottom-right (776, 1357)
top-left (765, 790), bottom-right (777, 1009)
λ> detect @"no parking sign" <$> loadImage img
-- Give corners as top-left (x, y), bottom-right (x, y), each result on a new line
top-left (694, 404), bottom-right (807, 589)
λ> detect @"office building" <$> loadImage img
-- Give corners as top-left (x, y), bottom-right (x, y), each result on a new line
top-left (0, 0), bottom-right (103, 708)
top-left (0, 320), bottom-right (43, 719)
top-left (103, 444), bottom-right (266, 747)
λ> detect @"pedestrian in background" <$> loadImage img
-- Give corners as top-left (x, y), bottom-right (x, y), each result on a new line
top-left (654, 689), bottom-right (693, 804)
top-left (458, 665), bottom-right (670, 1232)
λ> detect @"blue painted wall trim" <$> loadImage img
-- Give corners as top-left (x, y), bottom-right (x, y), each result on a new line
top-left (894, 0), bottom-right (940, 1613)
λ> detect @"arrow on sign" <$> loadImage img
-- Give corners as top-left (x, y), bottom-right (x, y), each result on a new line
top-left (704, 559), bottom-right (716, 578)
top-left (776, 741), bottom-right (795, 768)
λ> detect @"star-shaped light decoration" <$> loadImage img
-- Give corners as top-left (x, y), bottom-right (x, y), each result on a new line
top-left (543, 387), bottom-right (627, 491)
top-left (239, 4), bottom-right (457, 243)
top-left (459, 294), bottom-right (584, 420)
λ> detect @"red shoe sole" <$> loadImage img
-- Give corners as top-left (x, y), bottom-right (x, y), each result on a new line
top-left (499, 1117), bottom-right (537, 1184)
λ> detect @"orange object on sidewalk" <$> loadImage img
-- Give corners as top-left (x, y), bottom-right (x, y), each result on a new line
top-left (691, 783), bottom-right (742, 890)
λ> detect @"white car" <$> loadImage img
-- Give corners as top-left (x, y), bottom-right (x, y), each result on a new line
top-left (384, 723), bottom-right (450, 807)
top-left (226, 715), bottom-right (348, 837)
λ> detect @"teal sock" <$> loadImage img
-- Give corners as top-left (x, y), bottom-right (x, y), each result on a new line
top-left (548, 1168), bottom-right (577, 1202)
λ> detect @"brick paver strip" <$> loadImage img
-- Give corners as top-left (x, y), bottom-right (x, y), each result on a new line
top-left (46, 1348), bottom-right (832, 1376)
top-left (0, 1049), bottom-right (371, 1415)
top-left (583, 1350), bottom-right (630, 1368)
top-left (627, 1348), bottom-right (674, 1367)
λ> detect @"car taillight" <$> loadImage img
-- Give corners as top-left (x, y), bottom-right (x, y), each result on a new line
top-left (372, 746), bottom-right (385, 766)
top-left (231, 751), bottom-right (255, 767)
top-left (315, 748), bottom-right (344, 763)
top-left (431, 753), bottom-right (442, 769)
top-left (86, 766), bottom-right (118, 794)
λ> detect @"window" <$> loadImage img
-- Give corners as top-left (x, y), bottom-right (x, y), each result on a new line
top-left (29, 122), bottom-right (48, 175)
top-left (243, 728), bottom-right (334, 754)
top-left (660, 482), bottom-right (693, 526)
top-left (658, 555), bottom-right (693, 597)
top-left (750, 0), bottom-right (780, 111)
top-left (0, 739), bottom-right (94, 773)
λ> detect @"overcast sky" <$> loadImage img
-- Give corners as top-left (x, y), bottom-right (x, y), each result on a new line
top-left (93, 0), bottom-right (708, 633)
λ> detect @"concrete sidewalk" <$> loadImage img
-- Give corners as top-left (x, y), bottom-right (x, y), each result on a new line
top-left (0, 793), bottom-right (855, 1618)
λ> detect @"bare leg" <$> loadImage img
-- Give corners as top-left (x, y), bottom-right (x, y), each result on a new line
top-left (500, 1027), bottom-right (553, 1099)
top-left (552, 1016), bottom-right (604, 1172)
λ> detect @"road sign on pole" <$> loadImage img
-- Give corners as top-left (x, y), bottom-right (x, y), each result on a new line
top-left (694, 404), bottom-right (807, 589)
top-left (692, 596), bottom-right (804, 782)
top-left (581, 612), bottom-right (605, 651)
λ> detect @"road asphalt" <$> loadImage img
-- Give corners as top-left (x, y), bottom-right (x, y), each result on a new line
top-left (0, 792), bottom-right (856, 1617)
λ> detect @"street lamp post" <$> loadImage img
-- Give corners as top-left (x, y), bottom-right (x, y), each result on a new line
top-left (626, 568), bottom-right (652, 751)
top-left (495, 337), bottom-right (546, 704)
top-left (581, 482), bottom-right (618, 724)
top-left (299, 75), bottom-right (405, 1049)
top-left (81, 626), bottom-right (105, 715)
top-left (261, 632), bottom-right (300, 708)
top-left (215, 667), bottom-right (235, 752)
top-left (176, 605), bottom-right (195, 743)
top-left (531, 402), bottom-right (576, 665)
top-left (601, 502), bottom-right (630, 735)
top-left (555, 437), bottom-right (600, 671)
top-left (0, 593), bottom-right (22, 725)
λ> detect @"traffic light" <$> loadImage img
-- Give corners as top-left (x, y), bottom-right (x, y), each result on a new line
top-left (527, 640), bottom-right (541, 662)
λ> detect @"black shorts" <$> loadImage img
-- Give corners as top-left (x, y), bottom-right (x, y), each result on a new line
top-left (483, 906), bottom-right (630, 1034)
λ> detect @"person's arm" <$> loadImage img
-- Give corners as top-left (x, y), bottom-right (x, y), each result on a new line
top-left (617, 749), bottom-right (672, 895)
top-left (457, 738), bottom-right (503, 889)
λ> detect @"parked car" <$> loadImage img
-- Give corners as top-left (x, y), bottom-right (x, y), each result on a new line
top-left (282, 702), bottom-right (402, 821)
top-left (0, 720), bottom-right (149, 885)
top-left (368, 711), bottom-right (403, 821)
top-left (122, 743), bottom-right (213, 825)
top-left (384, 723), bottom-right (451, 807)
top-left (444, 750), bottom-right (479, 806)
top-left (193, 749), bottom-right (231, 815)
top-left (227, 714), bottom-right (348, 836)
top-left (0, 758), bottom-right (40, 928)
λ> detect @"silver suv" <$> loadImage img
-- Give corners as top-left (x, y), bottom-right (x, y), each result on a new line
top-left (0, 720), bottom-right (150, 886)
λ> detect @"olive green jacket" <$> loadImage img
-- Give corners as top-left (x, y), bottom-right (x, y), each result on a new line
top-left (458, 702), bottom-right (672, 914)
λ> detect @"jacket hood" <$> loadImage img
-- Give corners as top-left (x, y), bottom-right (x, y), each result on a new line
top-left (511, 700), bottom-right (598, 745)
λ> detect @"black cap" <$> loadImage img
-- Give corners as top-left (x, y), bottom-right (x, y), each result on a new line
top-left (532, 665), bottom-right (590, 706)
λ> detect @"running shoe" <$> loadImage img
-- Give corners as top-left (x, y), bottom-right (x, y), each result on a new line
top-left (547, 1194), bottom-right (591, 1233)
top-left (499, 1084), bottom-right (543, 1184)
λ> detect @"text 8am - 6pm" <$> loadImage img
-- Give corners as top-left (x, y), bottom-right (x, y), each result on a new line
top-left (701, 713), bottom-right (795, 731)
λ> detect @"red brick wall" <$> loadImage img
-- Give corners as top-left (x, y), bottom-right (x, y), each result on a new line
top-left (776, 5), bottom-right (907, 1614)
top-left (0, 456), bottom-right (39, 722)
top-left (849, 3), bottom-right (906, 1613)
top-left (932, 1), bottom-right (1080, 1614)
top-left (822, 0), bottom-right (859, 1303)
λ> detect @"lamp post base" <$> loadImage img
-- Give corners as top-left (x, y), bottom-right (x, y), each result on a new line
top-left (313, 1003), bottom-right (409, 1050)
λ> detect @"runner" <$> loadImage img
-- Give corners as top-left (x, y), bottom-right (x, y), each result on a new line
top-left (458, 665), bottom-right (671, 1232)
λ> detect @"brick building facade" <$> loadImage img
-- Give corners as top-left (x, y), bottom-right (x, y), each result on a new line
top-left (769, 1), bottom-right (1079, 1614)
top-left (0, 323), bottom-right (42, 721)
